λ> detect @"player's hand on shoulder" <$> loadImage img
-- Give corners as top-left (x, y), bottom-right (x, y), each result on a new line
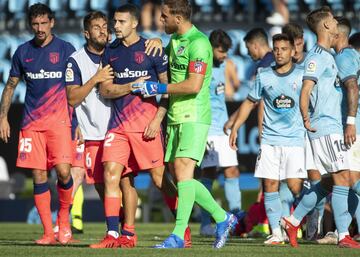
top-left (0, 118), bottom-right (10, 143)
top-left (94, 64), bottom-right (114, 83)
top-left (145, 38), bottom-right (163, 57)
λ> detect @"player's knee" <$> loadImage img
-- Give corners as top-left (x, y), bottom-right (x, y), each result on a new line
top-left (150, 169), bottom-right (163, 190)
top-left (288, 183), bottom-right (302, 196)
top-left (32, 170), bottom-right (48, 184)
top-left (224, 166), bottom-right (240, 178)
top-left (104, 168), bottom-right (120, 185)
top-left (263, 179), bottom-right (279, 192)
top-left (333, 170), bottom-right (351, 187)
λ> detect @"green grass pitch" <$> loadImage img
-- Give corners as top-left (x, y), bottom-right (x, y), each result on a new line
top-left (0, 223), bottom-right (359, 257)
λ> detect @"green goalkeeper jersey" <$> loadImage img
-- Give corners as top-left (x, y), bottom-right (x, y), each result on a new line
top-left (166, 25), bottom-right (213, 125)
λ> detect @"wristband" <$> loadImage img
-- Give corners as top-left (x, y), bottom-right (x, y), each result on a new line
top-left (157, 83), bottom-right (168, 94)
top-left (347, 116), bottom-right (356, 125)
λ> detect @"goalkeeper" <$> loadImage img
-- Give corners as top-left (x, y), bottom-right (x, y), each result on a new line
top-left (132, 0), bottom-right (237, 249)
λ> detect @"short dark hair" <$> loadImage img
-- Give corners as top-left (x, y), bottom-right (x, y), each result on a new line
top-left (115, 3), bottom-right (140, 21)
top-left (306, 6), bottom-right (332, 33)
top-left (83, 11), bottom-right (108, 31)
top-left (349, 32), bottom-right (360, 50)
top-left (282, 23), bottom-right (303, 40)
top-left (209, 29), bottom-right (232, 51)
top-left (27, 3), bottom-right (54, 25)
top-left (272, 33), bottom-right (294, 47)
top-left (244, 28), bottom-right (268, 45)
top-left (335, 16), bottom-right (351, 36)
top-left (163, 0), bottom-right (192, 21)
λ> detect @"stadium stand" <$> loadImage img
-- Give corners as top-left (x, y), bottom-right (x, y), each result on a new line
top-left (0, 1), bottom-right (359, 105)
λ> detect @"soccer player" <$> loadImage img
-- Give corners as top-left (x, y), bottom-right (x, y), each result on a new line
top-left (229, 33), bottom-right (307, 245)
top-left (223, 28), bottom-right (275, 140)
top-left (65, 11), bottom-right (114, 234)
top-left (92, 4), bottom-right (178, 248)
top-left (0, 3), bottom-right (75, 245)
top-left (222, 27), bottom-right (277, 237)
top-left (282, 22), bottom-right (325, 240)
top-left (281, 7), bottom-right (360, 248)
top-left (199, 29), bottom-right (242, 237)
top-left (334, 15), bottom-right (360, 239)
top-left (131, 0), bottom-right (237, 249)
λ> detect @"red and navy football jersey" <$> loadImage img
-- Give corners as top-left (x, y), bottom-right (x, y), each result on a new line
top-left (10, 35), bottom-right (75, 130)
top-left (102, 37), bottom-right (168, 132)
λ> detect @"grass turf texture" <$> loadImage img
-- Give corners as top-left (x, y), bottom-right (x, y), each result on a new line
top-left (0, 223), bottom-right (359, 257)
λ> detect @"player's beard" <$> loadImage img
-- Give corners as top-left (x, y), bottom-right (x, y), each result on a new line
top-left (91, 38), bottom-right (107, 52)
top-left (213, 59), bottom-right (224, 68)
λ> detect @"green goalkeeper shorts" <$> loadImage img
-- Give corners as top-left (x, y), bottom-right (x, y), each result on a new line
top-left (165, 122), bottom-right (209, 165)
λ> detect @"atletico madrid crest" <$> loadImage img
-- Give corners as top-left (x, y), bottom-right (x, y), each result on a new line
top-left (134, 51), bottom-right (145, 64)
top-left (49, 52), bottom-right (59, 64)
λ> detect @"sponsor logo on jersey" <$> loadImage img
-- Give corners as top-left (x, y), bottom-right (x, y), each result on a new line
top-left (216, 83), bottom-right (225, 95)
top-left (306, 60), bottom-right (316, 73)
top-left (114, 68), bottom-right (148, 78)
top-left (162, 55), bottom-right (168, 66)
top-left (334, 75), bottom-right (341, 91)
top-left (65, 68), bottom-right (74, 82)
top-left (110, 56), bottom-right (119, 62)
top-left (273, 94), bottom-right (294, 112)
top-left (177, 46), bottom-right (185, 55)
top-left (25, 58), bottom-right (34, 63)
top-left (49, 52), bottom-right (59, 64)
top-left (134, 51), bottom-right (145, 64)
top-left (170, 62), bottom-right (186, 70)
top-left (26, 69), bottom-right (63, 80)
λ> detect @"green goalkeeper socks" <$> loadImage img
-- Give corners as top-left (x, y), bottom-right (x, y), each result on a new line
top-left (172, 180), bottom-right (195, 239)
top-left (172, 179), bottom-right (227, 239)
top-left (193, 179), bottom-right (226, 223)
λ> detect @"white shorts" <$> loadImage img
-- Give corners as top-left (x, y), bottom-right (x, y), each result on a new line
top-left (254, 144), bottom-right (307, 180)
top-left (310, 134), bottom-right (350, 174)
top-left (201, 134), bottom-right (239, 169)
top-left (305, 133), bottom-right (317, 171)
top-left (348, 135), bottom-right (360, 172)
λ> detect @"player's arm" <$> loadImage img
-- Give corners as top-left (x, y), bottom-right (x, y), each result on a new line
top-left (223, 108), bottom-right (239, 135)
top-left (0, 76), bottom-right (20, 143)
top-left (67, 64), bottom-right (114, 106)
top-left (144, 71), bottom-right (169, 140)
top-left (131, 39), bottom-right (210, 96)
top-left (99, 74), bottom-right (150, 99)
top-left (225, 59), bottom-right (240, 99)
top-left (257, 100), bottom-right (264, 140)
top-left (229, 98), bottom-right (257, 150)
top-left (343, 77), bottom-right (359, 146)
top-left (300, 79), bottom-right (316, 132)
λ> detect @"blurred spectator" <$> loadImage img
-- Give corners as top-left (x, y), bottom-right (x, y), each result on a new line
top-left (266, 0), bottom-right (289, 26)
top-left (141, 0), bottom-right (164, 32)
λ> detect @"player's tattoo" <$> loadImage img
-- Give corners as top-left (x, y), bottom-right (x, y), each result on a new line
top-left (0, 77), bottom-right (19, 117)
top-left (344, 78), bottom-right (359, 117)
